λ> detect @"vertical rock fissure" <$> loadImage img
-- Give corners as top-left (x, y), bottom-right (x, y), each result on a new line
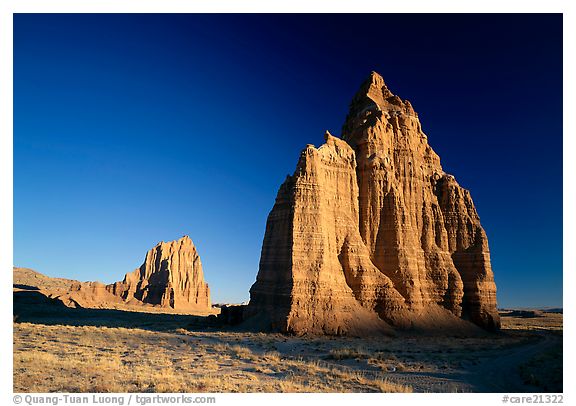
top-left (109, 236), bottom-right (211, 311)
top-left (246, 71), bottom-right (500, 334)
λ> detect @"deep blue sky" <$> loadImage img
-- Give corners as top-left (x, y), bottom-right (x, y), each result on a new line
top-left (14, 14), bottom-right (562, 307)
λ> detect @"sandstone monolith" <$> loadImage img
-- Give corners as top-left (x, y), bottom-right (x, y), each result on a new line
top-left (246, 72), bottom-right (499, 334)
top-left (13, 236), bottom-right (212, 313)
top-left (110, 236), bottom-right (211, 311)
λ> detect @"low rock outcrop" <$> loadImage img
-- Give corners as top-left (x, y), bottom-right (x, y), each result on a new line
top-left (245, 72), bottom-right (500, 335)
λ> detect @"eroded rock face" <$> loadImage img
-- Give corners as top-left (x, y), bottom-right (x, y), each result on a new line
top-left (13, 236), bottom-right (212, 313)
top-left (110, 236), bottom-right (211, 311)
top-left (246, 72), bottom-right (499, 334)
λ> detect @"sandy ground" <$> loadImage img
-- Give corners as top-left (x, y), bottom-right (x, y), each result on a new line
top-left (13, 309), bottom-right (562, 393)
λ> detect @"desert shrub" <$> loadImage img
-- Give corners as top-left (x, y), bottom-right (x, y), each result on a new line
top-left (326, 347), bottom-right (368, 360)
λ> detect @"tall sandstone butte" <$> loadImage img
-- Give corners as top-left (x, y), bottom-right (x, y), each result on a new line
top-left (246, 72), bottom-right (499, 335)
top-left (108, 236), bottom-right (211, 311)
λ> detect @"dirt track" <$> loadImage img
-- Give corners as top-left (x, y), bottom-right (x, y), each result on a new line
top-left (385, 331), bottom-right (561, 392)
top-left (467, 332), bottom-right (559, 392)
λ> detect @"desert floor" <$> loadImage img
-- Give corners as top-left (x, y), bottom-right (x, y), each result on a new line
top-left (13, 305), bottom-right (562, 393)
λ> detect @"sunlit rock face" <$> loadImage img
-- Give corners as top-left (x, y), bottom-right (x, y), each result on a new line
top-left (246, 72), bottom-right (499, 335)
top-left (110, 236), bottom-right (211, 311)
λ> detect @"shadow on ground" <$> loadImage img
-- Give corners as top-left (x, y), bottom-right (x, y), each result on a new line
top-left (13, 288), bottom-right (563, 393)
top-left (13, 289), bottom-right (222, 332)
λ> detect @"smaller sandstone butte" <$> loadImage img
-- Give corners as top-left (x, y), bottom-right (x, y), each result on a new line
top-left (110, 236), bottom-right (211, 311)
top-left (13, 236), bottom-right (212, 313)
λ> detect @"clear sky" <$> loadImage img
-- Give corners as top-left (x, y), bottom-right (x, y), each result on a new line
top-left (14, 14), bottom-right (562, 308)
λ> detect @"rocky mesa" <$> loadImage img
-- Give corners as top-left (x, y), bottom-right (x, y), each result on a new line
top-left (245, 72), bottom-right (500, 335)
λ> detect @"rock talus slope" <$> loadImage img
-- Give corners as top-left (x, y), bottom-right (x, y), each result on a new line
top-left (246, 72), bottom-right (499, 334)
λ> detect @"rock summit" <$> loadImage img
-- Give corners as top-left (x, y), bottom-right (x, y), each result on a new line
top-left (246, 72), bottom-right (500, 335)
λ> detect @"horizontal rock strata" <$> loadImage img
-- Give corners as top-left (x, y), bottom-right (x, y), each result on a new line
top-left (110, 236), bottom-right (211, 311)
top-left (13, 236), bottom-right (212, 313)
top-left (246, 72), bottom-right (500, 335)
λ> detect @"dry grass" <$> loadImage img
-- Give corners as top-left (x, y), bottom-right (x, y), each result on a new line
top-left (327, 347), bottom-right (369, 360)
top-left (518, 342), bottom-right (563, 392)
top-left (13, 312), bottom-right (562, 393)
top-left (500, 312), bottom-right (563, 331)
top-left (13, 323), bottom-right (411, 393)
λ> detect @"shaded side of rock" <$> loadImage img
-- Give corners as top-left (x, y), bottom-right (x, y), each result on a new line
top-left (246, 71), bottom-right (500, 334)
top-left (110, 236), bottom-right (211, 311)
